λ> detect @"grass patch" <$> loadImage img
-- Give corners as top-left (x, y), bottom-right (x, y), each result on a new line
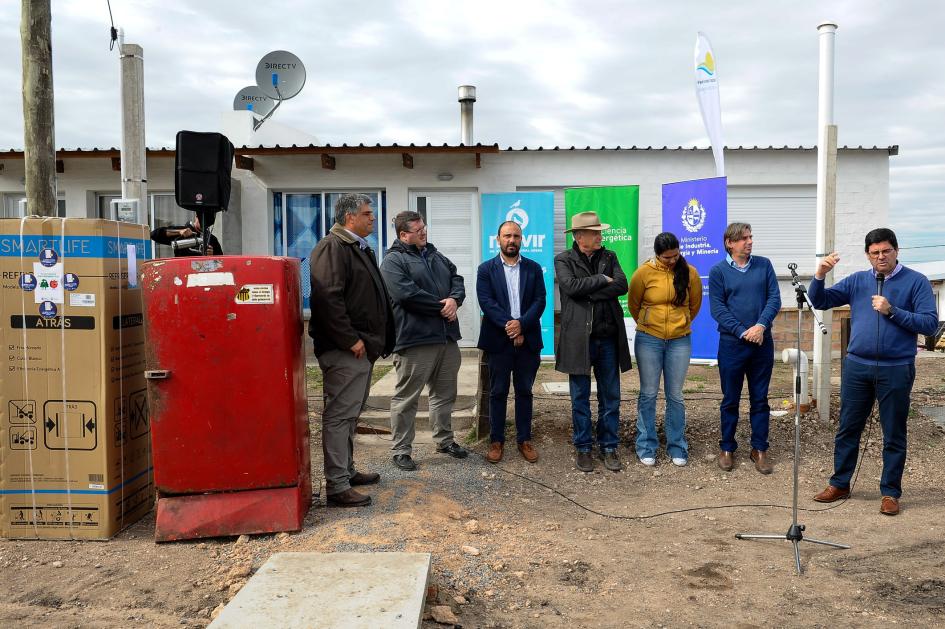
top-left (305, 363), bottom-right (394, 392)
top-left (686, 373), bottom-right (707, 382)
top-left (463, 426), bottom-right (481, 445)
top-left (305, 366), bottom-right (322, 391)
top-left (372, 364), bottom-right (394, 385)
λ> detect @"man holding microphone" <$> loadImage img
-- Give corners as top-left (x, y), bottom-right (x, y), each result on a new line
top-left (810, 228), bottom-right (937, 516)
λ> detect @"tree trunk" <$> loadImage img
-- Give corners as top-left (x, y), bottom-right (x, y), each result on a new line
top-left (21, 0), bottom-right (57, 217)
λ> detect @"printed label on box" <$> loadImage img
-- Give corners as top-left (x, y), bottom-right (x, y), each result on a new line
top-left (43, 400), bottom-right (98, 451)
top-left (235, 284), bottom-right (274, 304)
top-left (9, 505), bottom-right (100, 527)
top-left (69, 293), bottom-right (96, 307)
top-left (33, 262), bottom-right (64, 304)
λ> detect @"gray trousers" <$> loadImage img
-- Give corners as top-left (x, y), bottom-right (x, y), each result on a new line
top-left (390, 341), bottom-right (461, 455)
top-left (317, 349), bottom-right (374, 496)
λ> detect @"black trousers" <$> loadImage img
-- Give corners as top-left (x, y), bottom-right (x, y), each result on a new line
top-left (487, 347), bottom-right (541, 444)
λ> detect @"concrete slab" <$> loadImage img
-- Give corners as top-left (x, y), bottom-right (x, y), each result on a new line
top-left (918, 406), bottom-right (945, 431)
top-left (370, 360), bottom-right (479, 397)
top-left (362, 358), bottom-right (479, 431)
top-left (210, 552), bottom-right (431, 629)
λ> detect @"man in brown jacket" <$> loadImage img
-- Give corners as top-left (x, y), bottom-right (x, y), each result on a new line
top-left (309, 193), bottom-right (395, 507)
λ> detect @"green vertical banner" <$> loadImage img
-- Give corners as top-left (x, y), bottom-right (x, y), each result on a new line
top-left (564, 185), bottom-right (640, 320)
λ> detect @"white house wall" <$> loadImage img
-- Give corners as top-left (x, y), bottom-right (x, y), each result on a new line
top-left (0, 147), bottom-right (891, 314)
top-left (232, 148), bottom-right (889, 308)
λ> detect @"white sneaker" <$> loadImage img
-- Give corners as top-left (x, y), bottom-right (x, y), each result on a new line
top-left (639, 456), bottom-right (656, 467)
top-left (671, 457), bottom-right (688, 467)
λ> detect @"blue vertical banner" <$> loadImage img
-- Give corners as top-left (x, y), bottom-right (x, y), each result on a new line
top-left (480, 192), bottom-right (555, 358)
top-left (661, 177), bottom-right (727, 361)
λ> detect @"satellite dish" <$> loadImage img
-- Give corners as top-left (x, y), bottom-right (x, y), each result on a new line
top-left (233, 86), bottom-right (276, 118)
top-left (255, 51), bottom-right (306, 100)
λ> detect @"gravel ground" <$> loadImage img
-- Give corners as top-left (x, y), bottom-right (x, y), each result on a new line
top-left (1, 354), bottom-right (944, 627)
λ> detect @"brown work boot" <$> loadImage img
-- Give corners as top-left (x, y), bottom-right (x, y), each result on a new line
top-left (517, 441), bottom-right (539, 463)
top-left (326, 488), bottom-right (371, 508)
top-left (813, 485), bottom-right (850, 503)
top-left (880, 496), bottom-right (900, 516)
top-left (750, 449), bottom-right (773, 475)
top-left (486, 442), bottom-right (504, 463)
top-left (350, 471), bottom-right (380, 486)
top-left (718, 450), bottom-right (734, 472)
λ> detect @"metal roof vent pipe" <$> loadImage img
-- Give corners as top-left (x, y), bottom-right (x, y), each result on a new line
top-left (458, 85), bottom-right (476, 146)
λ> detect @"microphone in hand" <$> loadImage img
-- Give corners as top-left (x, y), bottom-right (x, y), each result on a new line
top-left (876, 272), bottom-right (885, 297)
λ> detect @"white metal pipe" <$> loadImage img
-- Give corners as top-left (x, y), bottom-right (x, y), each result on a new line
top-left (812, 22), bottom-right (838, 422)
top-left (458, 85), bottom-right (476, 146)
top-left (816, 23), bottom-right (836, 128)
top-left (782, 348), bottom-right (810, 409)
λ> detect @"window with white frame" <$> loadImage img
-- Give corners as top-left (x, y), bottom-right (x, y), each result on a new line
top-left (273, 190), bottom-right (386, 311)
top-left (2, 193), bottom-right (66, 218)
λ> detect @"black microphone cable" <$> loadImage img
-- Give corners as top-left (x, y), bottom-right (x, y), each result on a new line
top-left (346, 409), bottom-right (883, 521)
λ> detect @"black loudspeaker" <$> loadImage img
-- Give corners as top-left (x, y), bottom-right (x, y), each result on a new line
top-left (175, 131), bottom-right (235, 212)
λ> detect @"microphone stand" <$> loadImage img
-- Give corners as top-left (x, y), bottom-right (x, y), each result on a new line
top-left (735, 263), bottom-right (849, 574)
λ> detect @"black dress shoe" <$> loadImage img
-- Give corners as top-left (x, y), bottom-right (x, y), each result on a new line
top-left (350, 471), bottom-right (380, 486)
top-left (326, 488), bottom-right (371, 508)
top-left (436, 442), bottom-right (468, 459)
top-left (393, 454), bottom-right (418, 470)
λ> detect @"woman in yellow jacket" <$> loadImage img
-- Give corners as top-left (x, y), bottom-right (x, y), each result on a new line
top-left (628, 232), bottom-right (703, 467)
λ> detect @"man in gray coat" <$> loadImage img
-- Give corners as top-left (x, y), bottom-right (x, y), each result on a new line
top-left (380, 211), bottom-right (468, 471)
top-left (309, 193), bottom-right (395, 508)
top-left (555, 211), bottom-right (632, 473)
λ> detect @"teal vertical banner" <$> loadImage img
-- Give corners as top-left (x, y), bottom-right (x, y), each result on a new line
top-left (481, 192), bottom-right (555, 357)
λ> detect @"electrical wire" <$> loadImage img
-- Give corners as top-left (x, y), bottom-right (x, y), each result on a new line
top-left (306, 318), bottom-right (935, 521)
top-left (344, 411), bottom-right (882, 521)
top-left (899, 244), bottom-right (945, 250)
top-left (106, 0), bottom-right (118, 50)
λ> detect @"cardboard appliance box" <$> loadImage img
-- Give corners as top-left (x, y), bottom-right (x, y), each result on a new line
top-left (0, 218), bottom-right (153, 539)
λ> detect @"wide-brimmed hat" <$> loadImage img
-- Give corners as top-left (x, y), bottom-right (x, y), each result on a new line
top-left (565, 211), bottom-right (610, 233)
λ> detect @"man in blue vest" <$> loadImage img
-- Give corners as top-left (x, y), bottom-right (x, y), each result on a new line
top-left (810, 228), bottom-right (937, 516)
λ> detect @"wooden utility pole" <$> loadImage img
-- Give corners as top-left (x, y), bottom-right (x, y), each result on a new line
top-left (21, 0), bottom-right (57, 217)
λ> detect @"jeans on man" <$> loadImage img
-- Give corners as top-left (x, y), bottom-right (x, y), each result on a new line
top-left (830, 358), bottom-right (915, 499)
top-left (635, 331), bottom-right (691, 460)
top-left (487, 347), bottom-right (541, 444)
top-left (568, 338), bottom-right (621, 452)
top-left (718, 333), bottom-right (774, 452)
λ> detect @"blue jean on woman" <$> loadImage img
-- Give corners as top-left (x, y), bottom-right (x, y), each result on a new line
top-left (634, 330), bottom-right (691, 460)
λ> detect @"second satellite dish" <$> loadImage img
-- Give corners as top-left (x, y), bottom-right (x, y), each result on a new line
top-left (255, 51), bottom-right (306, 100)
top-left (233, 86), bottom-right (276, 118)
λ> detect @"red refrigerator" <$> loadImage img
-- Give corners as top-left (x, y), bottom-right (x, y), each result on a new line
top-left (140, 256), bottom-right (311, 541)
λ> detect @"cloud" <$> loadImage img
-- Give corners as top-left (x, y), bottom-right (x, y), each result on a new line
top-left (1, 0), bottom-right (941, 259)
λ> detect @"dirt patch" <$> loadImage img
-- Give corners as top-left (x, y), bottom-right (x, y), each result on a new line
top-left (684, 562), bottom-right (735, 590)
top-left (2, 355), bottom-right (945, 627)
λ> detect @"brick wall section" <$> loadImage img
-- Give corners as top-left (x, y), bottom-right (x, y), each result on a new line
top-left (770, 307), bottom-right (850, 354)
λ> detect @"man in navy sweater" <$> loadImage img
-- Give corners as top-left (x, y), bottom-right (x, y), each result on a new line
top-left (810, 228), bottom-right (937, 516)
top-left (709, 222), bottom-right (781, 474)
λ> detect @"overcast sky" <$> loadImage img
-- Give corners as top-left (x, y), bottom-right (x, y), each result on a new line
top-left (2, 1), bottom-right (942, 261)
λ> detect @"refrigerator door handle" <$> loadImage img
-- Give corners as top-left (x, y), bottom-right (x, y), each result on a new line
top-left (144, 370), bottom-right (171, 380)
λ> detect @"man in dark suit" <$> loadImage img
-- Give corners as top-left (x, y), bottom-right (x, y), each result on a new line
top-left (476, 220), bottom-right (547, 463)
